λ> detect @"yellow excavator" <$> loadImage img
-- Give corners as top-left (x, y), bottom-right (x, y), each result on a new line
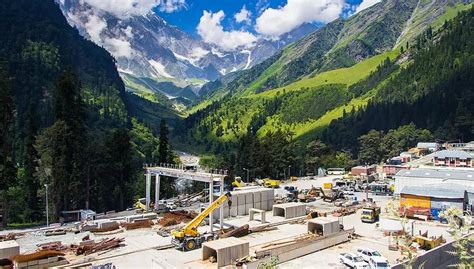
top-left (171, 192), bottom-right (232, 251)
top-left (232, 176), bottom-right (245, 188)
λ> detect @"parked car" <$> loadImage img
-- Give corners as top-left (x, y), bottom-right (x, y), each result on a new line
top-left (368, 256), bottom-right (390, 269)
top-left (356, 248), bottom-right (387, 264)
top-left (339, 253), bottom-right (369, 268)
top-left (343, 190), bottom-right (355, 196)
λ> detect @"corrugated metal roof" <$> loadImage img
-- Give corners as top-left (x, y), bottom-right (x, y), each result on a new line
top-left (400, 185), bottom-right (465, 199)
top-left (434, 150), bottom-right (472, 159)
top-left (417, 142), bottom-right (438, 149)
top-left (395, 168), bottom-right (474, 181)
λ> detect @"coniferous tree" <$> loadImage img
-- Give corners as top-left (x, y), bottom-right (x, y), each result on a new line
top-left (0, 62), bottom-right (16, 226)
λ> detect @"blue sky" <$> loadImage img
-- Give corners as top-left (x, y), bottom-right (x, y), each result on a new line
top-left (80, 0), bottom-right (378, 51)
top-left (157, 0), bottom-right (365, 37)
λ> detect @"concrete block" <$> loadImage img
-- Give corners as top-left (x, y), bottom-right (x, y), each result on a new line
top-left (230, 205), bottom-right (238, 217)
top-left (97, 220), bottom-right (118, 229)
top-left (142, 213), bottom-right (158, 220)
top-left (260, 190), bottom-right (267, 201)
top-left (237, 194), bottom-right (246, 206)
top-left (244, 203), bottom-right (253, 215)
top-left (253, 192), bottom-right (261, 203)
top-left (27, 260), bottom-right (38, 266)
top-left (125, 214), bottom-right (144, 223)
top-left (253, 202), bottom-right (261, 210)
top-left (48, 256), bottom-right (59, 263)
top-left (0, 240), bottom-right (20, 259)
top-left (202, 237), bottom-right (249, 267)
top-left (15, 262), bottom-right (28, 268)
top-left (38, 258), bottom-right (50, 265)
top-left (266, 199), bottom-right (274, 211)
top-left (238, 204), bottom-right (246, 215)
top-left (273, 203), bottom-right (306, 219)
top-left (245, 192), bottom-right (253, 205)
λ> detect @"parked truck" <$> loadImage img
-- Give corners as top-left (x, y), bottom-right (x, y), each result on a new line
top-left (361, 204), bottom-right (381, 223)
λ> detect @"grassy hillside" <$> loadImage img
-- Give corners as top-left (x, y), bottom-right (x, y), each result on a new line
top-left (396, 1), bottom-right (472, 48)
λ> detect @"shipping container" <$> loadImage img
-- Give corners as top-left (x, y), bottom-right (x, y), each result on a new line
top-left (400, 194), bottom-right (430, 208)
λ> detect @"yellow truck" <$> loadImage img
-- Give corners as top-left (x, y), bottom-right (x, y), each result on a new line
top-left (361, 205), bottom-right (381, 223)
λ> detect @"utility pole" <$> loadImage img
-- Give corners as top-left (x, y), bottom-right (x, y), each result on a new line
top-left (44, 184), bottom-right (49, 227)
top-left (243, 168), bottom-right (249, 183)
top-left (288, 165), bottom-right (291, 180)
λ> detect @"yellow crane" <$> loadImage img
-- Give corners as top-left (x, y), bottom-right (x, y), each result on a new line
top-left (171, 192), bottom-right (232, 251)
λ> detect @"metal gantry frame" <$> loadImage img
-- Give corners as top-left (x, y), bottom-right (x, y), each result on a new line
top-left (144, 164), bottom-right (228, 232)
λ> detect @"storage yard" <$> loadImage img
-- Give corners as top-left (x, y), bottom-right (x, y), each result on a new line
top-left (0, 141), bottom-right (473, 269)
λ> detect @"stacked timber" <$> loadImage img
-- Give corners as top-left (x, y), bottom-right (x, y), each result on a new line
top-left (73, 237), bottom-right (124, 256)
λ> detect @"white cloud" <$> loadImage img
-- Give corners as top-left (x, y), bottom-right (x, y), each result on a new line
top-left (355, 0), bottom-right (381, 14)
top-left (255, 0), bottom-right (345, 38)
top-left (158, 0), bottom-right (186, 13)
top-left (80, 0), bottom-right (185, 18)
top-left (82, 12), bottom-right (134, 58)
top-left (104, 37), bottom-right (134, 58)
top-left (235, 5), bottom-right (251, 24)
top-left (197, 10), bottom-right (257, 51)
top-left (84, 12), bottom-right (107, 43)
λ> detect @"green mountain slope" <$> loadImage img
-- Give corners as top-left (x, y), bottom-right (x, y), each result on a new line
top-left (182, 0), bottom-right (472, 155)
top-left (0, 0), bottom-right (164, 224)
top-left (324, 6), bottom-right (474, 151)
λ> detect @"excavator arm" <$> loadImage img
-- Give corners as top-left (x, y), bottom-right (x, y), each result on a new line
top-left (172, 192), bottom-right (232, 238)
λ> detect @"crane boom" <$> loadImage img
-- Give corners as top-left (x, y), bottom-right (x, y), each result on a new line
top-left (171, 192), bottom-right (232, 239)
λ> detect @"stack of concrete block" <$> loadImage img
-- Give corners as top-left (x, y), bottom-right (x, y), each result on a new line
top-left (125, 214), bottom-right (145, 223)
top-left (95, 219), bottom-right (118, 229)
top-left (213, 188), bottom-right (274, 220)
top-left (0, 240), bottom-right (19, 259)
top-left (14, 256), bottom-right (68, 269)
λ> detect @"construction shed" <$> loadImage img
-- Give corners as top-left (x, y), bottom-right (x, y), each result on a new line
top-left (273, 203), bottom-right (306, 219)
top-left (400, 185), bottom-right (466, 219)
top-left (0, 240), bottom-right (19, 259)
top-left (394, 168), bottom-right (474, 195)
top-left (351, 165), bottom-right (376, 177)
top-left (202, 237), bottom-right (249, 267)
top-left (308, 217), bottom-right (340, 236)
top-left (433, 150), bottom-right (473, 167)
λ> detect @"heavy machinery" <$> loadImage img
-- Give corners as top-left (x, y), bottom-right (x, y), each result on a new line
top-left (317, 187), bottom-right (344, 202)
top-left (134, 198), bottom-right (147, 211)
top-left (134, 198), bottom-right (169, 213)
top-left (171, 192), bottom-right (232, 251)
top-left (361, 204), bottom-right (381, 223)
top-left (262, 178), bottom-right (280, 188)
top-left (415, 232), bottom-right (445, 250)
top-left (232, 176), bottom-right (245, 188)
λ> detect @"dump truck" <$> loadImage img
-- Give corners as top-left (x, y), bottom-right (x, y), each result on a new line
top-left (171, 192), bottom-right (232, 251)
top-left (361, 204), bottom-right (381, 223)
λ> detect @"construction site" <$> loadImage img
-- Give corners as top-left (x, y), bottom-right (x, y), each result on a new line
top-left (1, 146), bottom-right (473, 269)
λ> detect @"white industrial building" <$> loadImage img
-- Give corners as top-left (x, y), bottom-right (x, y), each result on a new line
top-left (393, 168), bottom-right (474, 211)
